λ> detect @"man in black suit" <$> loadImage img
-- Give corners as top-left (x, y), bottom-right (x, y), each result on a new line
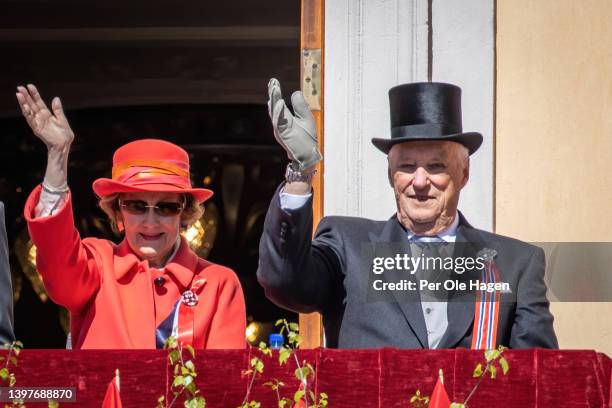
top-left (0, 201), bottom-right (15, 346)
top-left (258, 79), bottom-right (558, 349)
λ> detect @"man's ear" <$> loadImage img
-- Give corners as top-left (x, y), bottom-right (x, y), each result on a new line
top-left (387, 156), bottom-right (394, 187)
top-left (462, 157), bottom-right (470, 188)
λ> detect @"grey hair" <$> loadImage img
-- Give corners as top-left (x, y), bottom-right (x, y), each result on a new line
top-left (451, 143), bottom-right (470, 170)
top-left (98, 193), bottom-right (204, 234)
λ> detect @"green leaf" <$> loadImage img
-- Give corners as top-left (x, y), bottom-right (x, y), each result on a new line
top-left (0, 368), bottom-right (8, 380)
top-left (250, 357), bottom-right (264, 373)
top-left (450, 404), bottom-right (466, 408)
top-left (294, 390), bottom-right (305, 403)
top-left (473, 363), bottom-right (483, 377)
top-left (258, 342), bottom-right (272, 357)
top-left (48, 401), bottom-right (59, 408)
top-left (489, 364), bottom-right (497, 379)
top-left (484, 349), bottom-right (500, 362)
top-left (186, 344), bottom-right (196, 358)
top-left (165, 336), bottom-right (178, 349)
top-left (169, 350), bottom-right (181, 365)
top-left (9, 357), bottom-right (17, 366)
top-left (173, 375), bottom-right (185, 387)
top-left (499, 357), bottom-right (510, 375)
top-left (186, 381), bottom-right (197, 394)
top-left (288, 323), bottom-right (300, 332)
top-left (184, 375), bottom-right (193, 386)
top-left (275, 319), bottom-right (284, 327)
top-left (195, 396), bottom-right (206, 408)
top-left (185, 396), bottom-right (206, 408)
top-left (185, 360), bottom-right (196, 372)
top-left (279, 400), bottom-right (287, 408)
top-left (279, 348), bottom-right (291, 365)
top-left (8, 373), bottom-right (16, 386)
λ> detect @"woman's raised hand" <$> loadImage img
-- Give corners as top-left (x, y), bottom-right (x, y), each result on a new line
top-left (16, 84), bottom-right (74, 149)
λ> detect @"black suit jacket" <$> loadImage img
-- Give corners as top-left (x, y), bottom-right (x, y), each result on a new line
top-left (0, 202), bottom-right (15, 345)
top-left (257, 187), bottom-right (558, 349)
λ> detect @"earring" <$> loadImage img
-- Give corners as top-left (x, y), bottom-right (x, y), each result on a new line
top-left (117, 221), bottom-right (125, 232)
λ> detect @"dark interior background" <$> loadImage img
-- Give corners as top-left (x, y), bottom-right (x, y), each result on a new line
top-left (0, 0), bottom-right (301, 347)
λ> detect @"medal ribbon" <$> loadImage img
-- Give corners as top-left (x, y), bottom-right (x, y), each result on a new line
top-left (177, 276), bottom-right (207, 348)
top-left (470, 260), bottom-right (501, 349)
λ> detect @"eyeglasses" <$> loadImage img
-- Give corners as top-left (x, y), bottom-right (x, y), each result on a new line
top-left (118, 199), bottom-right (185, 217)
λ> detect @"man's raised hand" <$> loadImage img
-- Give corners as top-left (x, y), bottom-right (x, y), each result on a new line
top-left (267, 78), bottom-right (322, 171)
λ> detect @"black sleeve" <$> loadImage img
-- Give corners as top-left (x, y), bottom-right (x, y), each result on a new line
top-left (510, 247), bottom-right (559, 349)
top-left (0, 202), bottom-right (16, 345)
top-left (257, 185), bottom-right (344, 313)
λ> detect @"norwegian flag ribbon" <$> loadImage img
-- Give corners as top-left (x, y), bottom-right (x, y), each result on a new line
top-left (471, 254), bottom-right (501, 350)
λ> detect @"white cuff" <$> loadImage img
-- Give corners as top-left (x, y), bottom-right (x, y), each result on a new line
top-left (35, 187), bottom-right (68, 217)
top-left (279, 192), bottom-right (311, 210)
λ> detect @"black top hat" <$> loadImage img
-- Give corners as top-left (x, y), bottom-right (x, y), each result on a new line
top-left (371, 82), bottom-right (483, 155)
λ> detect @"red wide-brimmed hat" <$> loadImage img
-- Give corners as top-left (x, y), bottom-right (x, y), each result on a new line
top-left (92, 139), bottom-right (213, 203)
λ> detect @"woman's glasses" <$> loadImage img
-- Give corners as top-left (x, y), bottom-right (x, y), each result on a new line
top-left (118, 199), bottom-right (185, 217)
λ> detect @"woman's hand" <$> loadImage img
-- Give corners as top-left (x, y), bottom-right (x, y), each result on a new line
top-left (16, 84), bottom-right (74, 150)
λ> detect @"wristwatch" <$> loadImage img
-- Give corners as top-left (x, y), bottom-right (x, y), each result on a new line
top-left (285, 163), bottom-right (317, 183)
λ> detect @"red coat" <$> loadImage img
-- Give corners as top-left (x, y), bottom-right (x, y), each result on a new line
top-left (25, 186), bottom-right (246, 349)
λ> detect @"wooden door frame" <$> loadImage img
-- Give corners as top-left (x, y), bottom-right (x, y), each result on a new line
top-left (299, 0), bottom-right (324, 348)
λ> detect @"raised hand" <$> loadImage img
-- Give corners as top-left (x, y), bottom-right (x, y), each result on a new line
top-left (267, 78), bottom-right (322, 171)
top-left (16, 84), bottom-right (74, 149)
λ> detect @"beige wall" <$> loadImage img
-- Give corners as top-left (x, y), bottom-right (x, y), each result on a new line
top-left (496, 0), bottom-right (612, 354)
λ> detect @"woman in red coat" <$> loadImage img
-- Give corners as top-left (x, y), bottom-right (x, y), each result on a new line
top-left (17, 84), bottom-right (246, 349)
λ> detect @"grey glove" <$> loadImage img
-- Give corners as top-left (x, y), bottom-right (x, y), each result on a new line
top-left (267, 78), bottom-right (322, 171)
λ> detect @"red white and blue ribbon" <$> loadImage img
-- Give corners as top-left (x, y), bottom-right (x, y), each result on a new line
top-left (471, 254), bottom-right (501, 349)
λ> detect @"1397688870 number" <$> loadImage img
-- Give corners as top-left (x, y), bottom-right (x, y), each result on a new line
top-left (0, 387), bottom-right (76, 402)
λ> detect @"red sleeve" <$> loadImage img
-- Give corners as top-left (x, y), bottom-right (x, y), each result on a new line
top-left (24, 185), bottom-right (101, 312)
top-left (206, 269), bottom-right (247, 349)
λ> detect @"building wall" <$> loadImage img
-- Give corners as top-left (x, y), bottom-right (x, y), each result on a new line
top-left (324, 0), bottom-right (494, 231)
top-left (496, 0), bottom-right (612, 354)
top-left (325, 0), bottom-right (428, 220)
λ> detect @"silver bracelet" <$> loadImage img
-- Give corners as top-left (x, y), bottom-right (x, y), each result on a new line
top-left (41, 181), bottom-right (70, 195)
